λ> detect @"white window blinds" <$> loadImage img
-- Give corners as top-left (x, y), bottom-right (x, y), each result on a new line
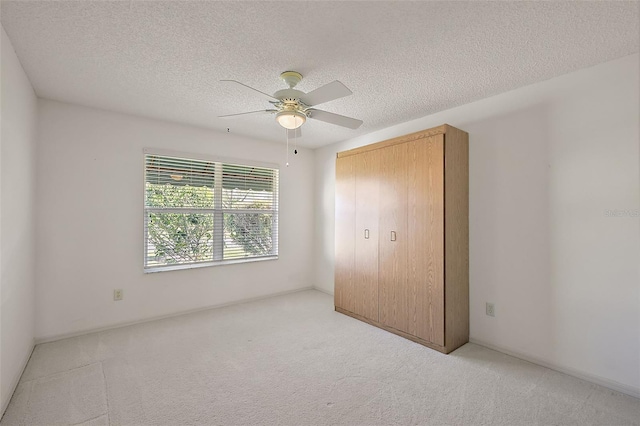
top-left (144, 153), bottom-right (278, 270)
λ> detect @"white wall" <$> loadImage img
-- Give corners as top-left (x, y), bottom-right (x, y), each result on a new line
top-left (35, 100), bottom-right (314, 340)
top-left (0, 26), bottom-right (37, 413)
top-left (314, 54), bottom-right (640, 395)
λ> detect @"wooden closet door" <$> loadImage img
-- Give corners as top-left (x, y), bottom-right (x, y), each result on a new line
top-left (353, 150), bottom-right (380, 321)
top-left (379, 143), bottom-right (409, 332)
top-left (408, 136), bottom-right (444, 346)
top-left (335, 155), bottom-right (356, 312)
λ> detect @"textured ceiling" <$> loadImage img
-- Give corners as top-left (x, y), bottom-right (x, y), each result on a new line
top-left (1, 1), bottom-right (638, 148)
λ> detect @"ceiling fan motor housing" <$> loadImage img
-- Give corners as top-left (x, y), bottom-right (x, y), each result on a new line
top-left (273, 88), bottom-right (310, 120)
top-left (273, 88), bottom-right (306, 104)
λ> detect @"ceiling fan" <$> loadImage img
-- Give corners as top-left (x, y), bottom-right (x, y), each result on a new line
top-left (219, 71), bottom-right (363, 131)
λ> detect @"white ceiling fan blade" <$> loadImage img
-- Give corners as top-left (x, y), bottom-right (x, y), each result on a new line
top-left (221, 80), bottom-right (279, 102)
top-left (299, 81), bottom-right (352, 106)
top-left (308, 109), bottom-right (363, 129)
top-left (218, 110), bottom-right (276, 119)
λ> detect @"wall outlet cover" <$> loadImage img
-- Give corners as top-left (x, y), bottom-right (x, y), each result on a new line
top-left (114, 289), bottom-right (123, 301)
top-left (486, 302), bottom-right (495, 317)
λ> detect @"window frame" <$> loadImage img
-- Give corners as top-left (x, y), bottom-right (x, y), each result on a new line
top-left (143, 148), bottom-right (279, 273)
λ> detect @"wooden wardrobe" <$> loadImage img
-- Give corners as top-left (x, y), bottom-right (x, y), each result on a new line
top-left (334, 124), bottom-right (469, 354)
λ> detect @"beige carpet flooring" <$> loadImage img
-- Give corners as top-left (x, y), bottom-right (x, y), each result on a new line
top-left (1, 289), bottom-right (639, 425)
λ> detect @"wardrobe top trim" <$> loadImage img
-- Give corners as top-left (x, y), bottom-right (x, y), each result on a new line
top-left (336, 124), bottom-right (466, 158)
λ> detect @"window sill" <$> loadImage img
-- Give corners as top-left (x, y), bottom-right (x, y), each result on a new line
top-left (144, 255), bottom-right (278, 274)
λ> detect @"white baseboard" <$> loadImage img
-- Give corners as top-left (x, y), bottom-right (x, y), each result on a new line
top-left (313, 286), bottom-right (334, 296)
top-left (1, 339), bottom-right (35, 419)
top-left (36, 286), bottom-right (314, 345)
top-left (469, 337), bottom-right (640, 399)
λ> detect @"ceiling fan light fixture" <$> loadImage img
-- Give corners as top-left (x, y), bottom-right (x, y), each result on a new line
top-left (276, 110), bottom-right (306, 129)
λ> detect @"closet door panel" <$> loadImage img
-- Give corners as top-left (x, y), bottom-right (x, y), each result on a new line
top-left (408, 136), bottom-right (445, 345)
top-left (335, 155), bottom-right (356, 313)
top-left (379, 143), bottom-right (409, 332)
top-left (354, 150), bottom-right (380, 321)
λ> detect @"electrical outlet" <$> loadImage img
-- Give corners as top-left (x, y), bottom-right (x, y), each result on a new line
top-left (114, 289), bottom-right (123, 301)
top-left (486, 302), bottom-right (495, 317)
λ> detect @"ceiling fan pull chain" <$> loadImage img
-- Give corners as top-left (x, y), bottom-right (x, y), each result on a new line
top-left (286, 127), bottom-right (290, 167)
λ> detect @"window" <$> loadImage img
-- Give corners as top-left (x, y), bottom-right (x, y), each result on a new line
top-left (144, 151), bottom-right (278, 271)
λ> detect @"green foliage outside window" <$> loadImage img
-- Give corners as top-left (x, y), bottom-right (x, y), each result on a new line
top-left (146, 183), bottom-right (274, 265)
top-left (224, 209), bottom-right (273, 256)
top-left (146, 184), bottom-right (215, 264)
